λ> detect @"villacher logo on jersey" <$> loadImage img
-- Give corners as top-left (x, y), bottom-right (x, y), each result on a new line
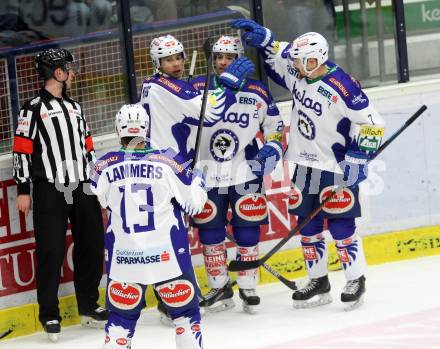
top-left (193, 199), bottom-right (217, 224)
top-left (157, 280), bottom-right (195, 307)
top-left (108, 281), bottom-right (142, 309)
top-left (320, 187), bottom-right (355, 214)
top-left (235, 194), bottom-right (268, 222)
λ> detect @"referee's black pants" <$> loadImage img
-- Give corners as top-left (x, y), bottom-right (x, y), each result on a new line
top-left (33, 180), bottom-right (104, 325)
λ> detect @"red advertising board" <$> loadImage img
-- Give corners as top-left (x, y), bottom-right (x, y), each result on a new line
top-left (0, 160), bottom-right (296, 298)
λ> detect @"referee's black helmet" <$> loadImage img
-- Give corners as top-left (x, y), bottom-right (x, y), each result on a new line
top-left (35, 48), bottom-right (78, 80)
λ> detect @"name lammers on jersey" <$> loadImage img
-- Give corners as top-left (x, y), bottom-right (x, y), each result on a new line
top-left (106, 163), bottom-right (163, 183)
top-left (293, 81), bottom-right (322, 116)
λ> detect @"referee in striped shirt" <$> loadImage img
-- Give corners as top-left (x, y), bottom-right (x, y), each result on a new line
top-left (12, 48), bottom-right (107, 341)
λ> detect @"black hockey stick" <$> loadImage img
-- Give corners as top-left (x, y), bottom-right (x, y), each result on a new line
top-left (0, 328), bottom-right (13, 340)
top-left (229, 105), bottom-right (428, 272)
top-left (225, 233), bottom-right (297, 290)
top-left (191, 38), bottom-right (214, 170)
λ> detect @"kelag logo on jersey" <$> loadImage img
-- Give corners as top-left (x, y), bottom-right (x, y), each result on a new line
top-left (293, 81), bottom-right (322, 116)
top-left (210, 129), bottom-right (239, 162)
top-left (297, 110), bottom-right (316, 140)
top-left (223, 111), bottom-right (249, 128)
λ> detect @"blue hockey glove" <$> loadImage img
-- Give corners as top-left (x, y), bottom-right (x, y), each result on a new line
top-left (250, 141), bottom-right (282, 177)
top-left (342, 141), bottom-right (371, 187)
top-left (219, 57), bottom-right (255, 89)
top-left (230, 19), bottom-right (274, 49)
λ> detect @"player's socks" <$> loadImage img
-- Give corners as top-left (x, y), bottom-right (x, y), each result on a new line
top-left (174, 315), bottom-right (203, 349)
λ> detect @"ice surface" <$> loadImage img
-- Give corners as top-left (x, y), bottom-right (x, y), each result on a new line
top-left (2, 255), bottom-right (440, 349)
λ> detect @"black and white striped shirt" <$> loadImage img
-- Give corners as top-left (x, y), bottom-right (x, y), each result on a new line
top-left (12, 89), bottom-right (96, 194)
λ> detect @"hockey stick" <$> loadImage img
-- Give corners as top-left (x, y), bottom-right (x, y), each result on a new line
top-left (191, 38), bottom-right (214, 170)
top-left (0, 329), bottom-right (13, 340)
top-left (187, 50), bottom-right (198, 82)
top-left (225, 232), bottom-right (297, 290)
top-left (229, 105), bottom-right (428, 272)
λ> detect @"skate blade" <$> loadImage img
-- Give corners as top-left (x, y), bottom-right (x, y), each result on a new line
top-left (204, 298), bottom-right (235, 313)
top-left (81, 316), bottom-right (106, 329)
top-left (293, 293), bottom-right (333, 309)
top-left (242, 303), bottom-right (257, 314)
top-left (159, 313), bottom-right (174, 327)
top-left (343, 295), bottom-right (364, 311)
top-left (47, 333), bottom-right (59, 342)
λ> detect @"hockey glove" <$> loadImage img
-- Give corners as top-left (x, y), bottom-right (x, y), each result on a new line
top-left (341, 141), bottom-right (370, 187)
top-left (219, 57), bottom-right (255, 90)
top-left (192, 168), bottom-right (206, 190)
top-left (180, 169), bottom-right (206, 216)
top-left (250, 141), bottom-right (282, 177)
top-left (230, 19), bottom-right (274, 49)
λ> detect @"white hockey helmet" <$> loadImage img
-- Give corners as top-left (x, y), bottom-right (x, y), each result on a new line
top-left (150, 34), bottom-right (186, 70)
top-left (212, 35), bottom-right (244, 58)
top-left (288, 32), bottom-right (329, 76)
top-left (115, 104), bottom-right (149, 140)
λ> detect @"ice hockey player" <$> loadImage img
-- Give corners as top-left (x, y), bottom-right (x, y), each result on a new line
top-left (189, 35), bottom-right (284, 314)
top-left (138, 34), bottom-right (255, 163)
top-left (91, 104), bottom-right (207, 349)
top-left (138, 34), bottom-right (256, 322)
top-left (231, 19), bottom-right (385, 310)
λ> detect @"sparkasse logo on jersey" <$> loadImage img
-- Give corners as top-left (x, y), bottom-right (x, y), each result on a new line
top-left (115, 250), bottom-right (171, 265)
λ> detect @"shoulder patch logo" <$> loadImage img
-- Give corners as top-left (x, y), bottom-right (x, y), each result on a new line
top-left (328, 77), bottom-right (349, 97)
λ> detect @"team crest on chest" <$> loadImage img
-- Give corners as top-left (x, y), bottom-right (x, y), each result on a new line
top-left (297, 110), bottom-right (316, 140)
top-left (210, 129), bottom-right (239, 162)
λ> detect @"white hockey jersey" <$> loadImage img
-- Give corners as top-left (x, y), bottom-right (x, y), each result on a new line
top-left (190, 75), bottom-right (283, 187)
top-left (138, 73), bottom-right (234, 164)
top-left (265, 41), bottom-right (385, 174)
top-left (91, 148), bottom-right (207, 285)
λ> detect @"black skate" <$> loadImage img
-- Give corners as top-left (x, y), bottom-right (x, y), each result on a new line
top-left (43, 320), bottom-right (60, 342)
top-left (199, 281), bottom-right (235, 312)
top-left (292, 275), bottom-right (332, 309)
top-left (80, 306), bottom-right (108, 329)
top-left (239, 289), bottom-right (260, 314)
top-left (157, 297), bottom-right (173, 327)
top-left (341, 275), bottom-right (366, 311)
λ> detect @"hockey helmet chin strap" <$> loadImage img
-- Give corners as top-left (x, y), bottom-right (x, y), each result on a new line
top-left (52, 61), bottom-right (78, 90)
